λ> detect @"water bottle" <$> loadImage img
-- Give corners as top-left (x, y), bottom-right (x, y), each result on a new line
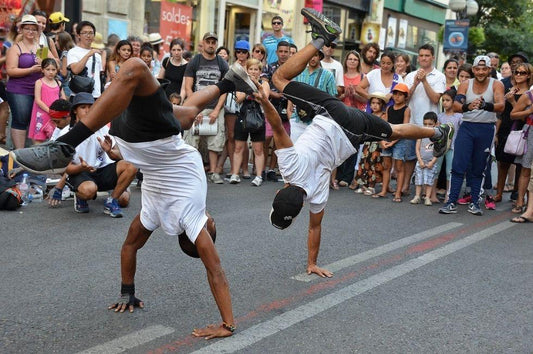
top-left (30, 185), bottom-right (44, 202)
top-left (18, 173), bottom-right (30, 206)
top-left (61, 185), bottom-right (71, 200)
top-left (35, 112), bottom-right (43, 133)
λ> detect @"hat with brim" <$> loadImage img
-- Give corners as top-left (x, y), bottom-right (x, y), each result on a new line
top-left (20, 15), bottom-right (38, 27)
top-left (72, 92), bottom-right (95, 108)
top-left (49, 12), bottom-right (70, 24)
top-left (369, 91), bottom-right (388, 102)
top-left (203, 32), bottom-right (218, 41)
top-left (148, 33), bottom-right (163, 45)
top-left (509, 52), bottom-right (529, 64)
top-left (178, 230), bottom-right (216, 258)
top-left (90, 32), bottom-right (105, 49)
top-left (270, 185), bottom-right (305, 230)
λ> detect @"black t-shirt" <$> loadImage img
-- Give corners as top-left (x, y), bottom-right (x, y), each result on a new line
top-left (386, 105), bottom-right (407, 125)
top-left (184, 54), bottom-right (229, 109)
top-left (162, 57), bottom-right (187, 97)
top-left (109, 87), bottom-right (182, 143)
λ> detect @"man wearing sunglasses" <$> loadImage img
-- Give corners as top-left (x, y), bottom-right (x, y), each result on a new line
top-left (262, 15), bottom-right (294, 65)
top-left (440, 55), bottom-right (505, 216)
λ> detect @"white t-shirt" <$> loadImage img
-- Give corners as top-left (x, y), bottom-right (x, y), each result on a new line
top-left (71, 126), bottom-right (114, 169)
top-left (276, 115), bottom-right (357, 213)
top-left (67, 46), bottom-right (103, 97)
top-left (404, 67), bottom-right (446, 126)
top-left (366, 68), bottom-right (403, 95)
top-left (321, 59), bottom-right (344, 87)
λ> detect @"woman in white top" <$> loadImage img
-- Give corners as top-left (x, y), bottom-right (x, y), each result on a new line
top-left (356, 51), bottom-right (403, 113)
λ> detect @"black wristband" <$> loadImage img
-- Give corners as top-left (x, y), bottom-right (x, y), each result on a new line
top-left (462, 103), bottom-right (470, 112)
top-left (484, 102), bottom-right (494, 112)
top-left (121, 283), bottom-right (135, 295)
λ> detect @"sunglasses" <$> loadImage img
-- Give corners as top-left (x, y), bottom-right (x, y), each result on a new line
top-left (235, 50), bottom-right (248, 54)
top-left (254, 49), bottom-right (265, 54)
top-left (272, 21), bottom-right (283, 25)
top-left (514, 70), bottom-right (529, 76)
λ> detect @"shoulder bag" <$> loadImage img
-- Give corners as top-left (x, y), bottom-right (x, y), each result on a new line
top-left (504, 120), bottom-right (529, 156)
top-left (69, 54), bottom-right (95, 94)
top-left (240, 99), bottom-right (264, 132)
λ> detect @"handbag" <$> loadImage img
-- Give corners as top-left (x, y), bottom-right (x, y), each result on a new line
top-left (240, 99), bottom-right (264, 132)
top-left (69, 54), bottom-right (95, 94)
top-left (504, 121), bottom-right (529, 156)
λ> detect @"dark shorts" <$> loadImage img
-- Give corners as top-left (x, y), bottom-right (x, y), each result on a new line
top-left (234, 117), bottom-right (266, 142)
top-left (68, 162), bottom-right (118, 193)
top-left (282, 81), bottom-right (393, 146)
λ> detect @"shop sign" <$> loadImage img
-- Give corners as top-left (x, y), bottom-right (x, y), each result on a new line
top-left (443, 19), bottom-right (469, 51)
top-left (160, 0), bottom-right (192, 55)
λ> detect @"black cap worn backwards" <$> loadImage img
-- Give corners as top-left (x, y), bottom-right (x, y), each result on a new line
top-left (270, 185), bottom-right (305, 230)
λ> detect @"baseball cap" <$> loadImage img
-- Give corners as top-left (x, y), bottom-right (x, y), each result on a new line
top-left (203, 32), bottom-right (218, 41)
top-left (20, 14), bottom-right (38, 27)
top-left (72, 93), bottom-right (95, 108)
top-left (49, 11), bottom-right (69, 24)
top-left (473, 55), bottom-right (491, 67)
top-left (234, 40), bottom-right (250, 51)
top-left (270, 186), bottom-right (306, 230)
top-left (392, 83), bottom-right (409, 94)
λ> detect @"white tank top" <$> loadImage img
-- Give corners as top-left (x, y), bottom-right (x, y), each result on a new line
top-left (463, 78), bottom-right (497, 123)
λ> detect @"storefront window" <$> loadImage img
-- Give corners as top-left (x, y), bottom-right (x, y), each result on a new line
top-left (144, 0), bottom-right (196, 50)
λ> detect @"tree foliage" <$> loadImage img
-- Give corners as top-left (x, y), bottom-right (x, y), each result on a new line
top-left (469, 0), bottom-right (533, 60)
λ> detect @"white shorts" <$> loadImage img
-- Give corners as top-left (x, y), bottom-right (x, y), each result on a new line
top-left (115, 135), bottom-right (208, 244)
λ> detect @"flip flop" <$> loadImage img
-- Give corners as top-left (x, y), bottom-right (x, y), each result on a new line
top-left (392, 197), bottom-right (402, 203)
top-left (512, 205), bottom-right (525, 214)
top-left (510, 215), bottom-right (533, 223)
top-left (372, 194), bottom-right (386, 198)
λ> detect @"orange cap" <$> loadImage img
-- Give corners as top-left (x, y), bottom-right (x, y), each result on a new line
top-left (392, 82), bottom-right (409, 94)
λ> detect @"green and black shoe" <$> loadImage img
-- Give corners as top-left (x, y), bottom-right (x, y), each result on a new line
top-left (301, 8), bottom-right (342, 46)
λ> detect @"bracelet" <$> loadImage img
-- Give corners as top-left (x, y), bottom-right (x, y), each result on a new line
top-left (121, 283), bottom-right (135, 295)
top-left (462, 103), bottom-right (470, 112)
top-left (222, 322), bottom-right (236, 333)
top-left (484, 102), bottom-right (494, 112)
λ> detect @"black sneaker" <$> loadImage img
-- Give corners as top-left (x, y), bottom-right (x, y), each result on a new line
top-left (431, 123), bottom-right (454, 158)
top-left (10, 141), bottom-right (75, 174)
top-left (224, 63), bottom-right (258, 95)
top-left (266, 170), bottom-right (278, 182)
top-left (301, 8), bottom-right (342, 46)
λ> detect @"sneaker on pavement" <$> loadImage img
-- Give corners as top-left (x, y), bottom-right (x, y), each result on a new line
top-left (224, 63), bottom-right (258, 95)
top-left (431, 123), bottom-right (454, 158)
top-left (266, 170), bottom-right (278, 182)
top-left (229, 174), bottom-right (241, 184)
top-left (354, 187), bottom-right (363, 194)
top-left (209, 172), bottom-right (224, 184)
top-left (467, 202), bottom-right (483, 216)
top-left (10, 141), bottom-right (75, 174)
top-left (251, 176), bottom-right (263, 186)
top-left (484, 195), bottom-right (496, 210)
top-left (439, 202), bottom-right (457, 214)
top-left (457, 193), bottom-right (472, 205)
top-left (104, 197), bottom-right (123, 218)
top-left (300, 8), bottom-right (342, 46)
top-left (424, 197), bottom-right (433, 206)
top-left (410, 196), bottom-right (421, 204)
top-left (74, 194), bottom-right (89, 213)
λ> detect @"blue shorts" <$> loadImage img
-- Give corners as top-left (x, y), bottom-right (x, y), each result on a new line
top-left (381, 139), bottom-right (407, 160)
top-left (6, 92), bottom-right (34, 130)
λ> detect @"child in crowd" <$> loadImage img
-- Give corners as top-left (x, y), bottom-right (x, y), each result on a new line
top-left (140, 45), bottom-right (157, 77)
top-left (376, 83), bottom-right (410, 202)
top-left (354, 92), bottom-right (386, 195)
top-left (410, 112), bottom-right (439, 206)
top-left (28, 58), bottom-right (66, 144)
top-left (107, 40), bottom-right (133, 81)
top-left (437, 89), bottom-right (462, 203)
top-left (169, 92), bottom-right (182, 106)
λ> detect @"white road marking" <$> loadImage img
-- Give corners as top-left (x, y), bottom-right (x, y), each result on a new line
top-left (77, 325), bottom-right (174, 354)
top-left (192, 221), bottom-right (514, 353)
top-left (291, 222), bottom-right (463, 282)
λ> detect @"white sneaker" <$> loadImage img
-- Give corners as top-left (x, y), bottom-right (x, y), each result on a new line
top-left (251, 176), bottom-right (263, 186)
top-left (424, 197), bottom-right (433, 206)
top-left (229, 174), bottom-right (241, 184)
top-left (209, 173), bottom-right (224, 184)
top-left (410, 196), bottom-right (421, 204)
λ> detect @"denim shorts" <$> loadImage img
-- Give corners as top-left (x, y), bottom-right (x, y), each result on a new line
top-left (381, 139), bottom-right (407, 160)
top-left (6, 91), bottom-right (34, 130)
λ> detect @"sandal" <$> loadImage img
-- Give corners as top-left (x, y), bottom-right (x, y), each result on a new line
top-left (511, 205), bottom-right (525, 214)
top-left (392, 197), bottom-right (402, 203)
top-left (338, 181), bottom-right (348, 187)
top-left (348, 181), bottom-right (358, 190)
top-left (330, 180), bottom-right (339, 190)
top-left (493, 195), bottom-right (502, 203)
top-left (510, 215), bottom-right (533, 223)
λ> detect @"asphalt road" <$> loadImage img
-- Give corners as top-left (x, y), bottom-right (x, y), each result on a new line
top-left (1, 179), bottom-right (532, 353)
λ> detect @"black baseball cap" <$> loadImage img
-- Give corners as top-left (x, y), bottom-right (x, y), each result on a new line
top-left (270, 185), bottom-right (306, 230)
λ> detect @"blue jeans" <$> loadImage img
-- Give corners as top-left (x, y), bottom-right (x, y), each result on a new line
top-left (449, 121), bottom-right (495, 205)
top-left (6, 91), bottom-right (34, 130)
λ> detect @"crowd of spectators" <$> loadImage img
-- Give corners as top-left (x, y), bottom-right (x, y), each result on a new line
top-left (0, 10), bottom-right (532, 223)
